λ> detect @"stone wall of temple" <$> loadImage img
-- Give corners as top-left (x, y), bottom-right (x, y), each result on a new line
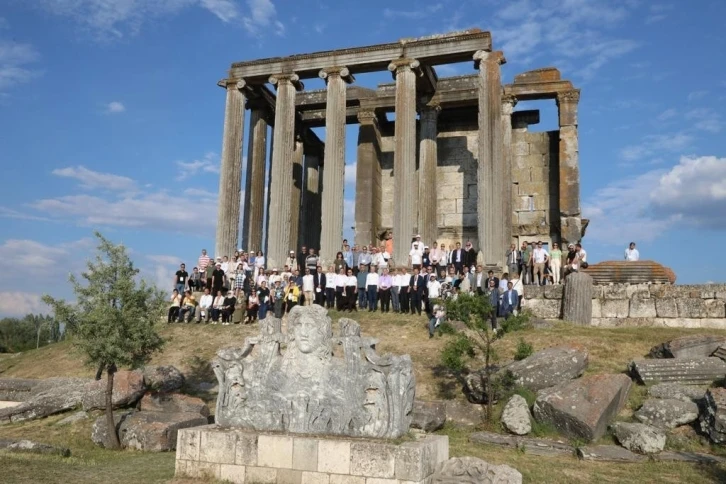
top-left (511, 127), bottom-right (559, 244)
top-left (523, 283), bottom-right (726, 328)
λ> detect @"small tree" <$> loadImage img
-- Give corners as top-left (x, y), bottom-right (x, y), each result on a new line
top-left (439, 293), bottom-right (530, 422)
top-left (43, 232), bottom-right (165, 449)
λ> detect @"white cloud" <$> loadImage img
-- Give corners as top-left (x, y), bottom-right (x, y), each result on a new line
top-left (685, 108), bottom-right (723, 133)
top-left (344, 162), bottom-right (357, 185)
top-left (651, 155), bottom-right (726, 229)
top-left (243, 0), bottom-right (284, 36)
top-left (0, 292), bottom-right (49, 316)
top-left (645, 4), bottom-right (673, 24)
top-left (52, 165), bottom-right (137, 191)
top-left (687, 90), bottom-right (708, 101)
top-left (105, 101), bottom-right (125, 113)
top-left (176, 152), bottom-right (220, 180)
top-left (200, 0), bottom-right (240, 22)
top-left (620, 132), bottom-right (693, 161)
top-left (383, 4), bottom-right (443, 20)
top-left (0, 238), bottom-right (92, 278)
top-left (0, 39), bottom-right (41, 91)
top-left (656, 108), bottom-right (677, 121)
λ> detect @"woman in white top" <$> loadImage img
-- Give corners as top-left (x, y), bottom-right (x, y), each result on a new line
top-left (325, 265), bottom-right (337, 309)
top-left (254, 251), bottom-right (265, 279)
top-left (334, 268), bottom-right (347, 311)
top-left (302, 269), bottom-right (315, 306)
top-left (168, 289), bottom-right (182, 323)
top-left (211, 290), bottom-right (225, 324)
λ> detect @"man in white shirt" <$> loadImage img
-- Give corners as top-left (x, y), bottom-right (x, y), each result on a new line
top-left (411, 234), bottom-right (423, 251)
top-left (474, 265), bottom-right (485, 295)
top-left (377, 245), bottom-right (390, 274)
top-left (576, 243), bottom-right (588, 268)
top-left (366, 265), bottom-right (380, 312)
top-left (196, 288), bottom-right (213, 323)
top-left (531, 242), bottom-right (550, 286)
top-left (409, 242), bottom-right (423, 270)
top-left (391, 268), bottom-right (402, 313)
top-left (302, 268), bottom-right (315, 306)
top-left (625, 242), bottom-right (639, 261)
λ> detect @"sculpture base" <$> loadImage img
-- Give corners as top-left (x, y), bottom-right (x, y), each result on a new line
top-left (175, 425), bottom-right (448, 484)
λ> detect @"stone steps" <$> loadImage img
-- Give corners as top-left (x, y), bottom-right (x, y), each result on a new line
top-left (629, 357), bottom-right (726, 385)
top-left (583, 261), bottom-right (676, 285)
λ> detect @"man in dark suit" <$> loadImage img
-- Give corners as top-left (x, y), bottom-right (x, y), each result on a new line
top-left (450, 242), bottom-right (464, 274)
top-left (313, 265), bottom-right (326, 306)
top-left (501, 282), bottom-right (519, 319)
top-left (409, 268), bottom-right (426, 315)
top-left (463, 241), bottom-right (477, 268)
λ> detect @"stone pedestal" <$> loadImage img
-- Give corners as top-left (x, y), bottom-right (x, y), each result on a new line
top-left (242, 107), bottom-right (268, 253)
top-left (215, 79), bottom-right (246, 259)
top-left (389, 59), bottom-right (419, 267)
top-left (474, 51), bottom-right (505, 268)
top-left (175, 426), bottom-right (448, 484)
top-left (267, 73), bottom-right (302, 270)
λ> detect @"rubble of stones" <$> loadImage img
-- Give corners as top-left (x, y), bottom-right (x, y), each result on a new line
top-left (458, 334), bottom-right (726, 459)
top-left (0, 365), bottom-right (209, 452)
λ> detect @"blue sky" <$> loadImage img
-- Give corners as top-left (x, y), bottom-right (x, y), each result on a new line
top-left (0, 0), bottom-right (725, 316)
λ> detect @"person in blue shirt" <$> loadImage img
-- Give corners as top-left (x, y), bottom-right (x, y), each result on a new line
top-left (501, 281), bottom-right (519, 319)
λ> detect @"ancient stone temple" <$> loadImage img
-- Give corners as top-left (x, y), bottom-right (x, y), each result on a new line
top-left (215, 28), bottom-right (585, 270)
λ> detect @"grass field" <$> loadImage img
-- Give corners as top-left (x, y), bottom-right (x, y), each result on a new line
top-left (1, 310), bottom-right (726, 483)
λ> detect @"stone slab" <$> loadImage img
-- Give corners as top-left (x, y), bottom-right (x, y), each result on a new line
top-left (175, 427), bottom-right (448, 484)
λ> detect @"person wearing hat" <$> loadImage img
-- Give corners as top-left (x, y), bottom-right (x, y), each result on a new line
top-left (463, 241), bottom-right (477, 269)
top-left (409, 241), bottom-right (423, 271)
top-left (565, 243), bottom-right (579, 277)
top-left (410, 234), bottom-right (422, 251)
top-left (285, 250), bottom-right (297, 271)
top-left (269, 267), bottom-right (281, 286)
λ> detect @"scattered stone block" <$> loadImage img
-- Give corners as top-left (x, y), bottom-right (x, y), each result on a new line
top-left (505, 345), bottom-right (588, 391)
top-left (648, 383), bottom-right (706, 403)
top-left (139, 392), bottom-right (209, 417)
top-left (0, 377), bottom-right (89, 424)
top-left (142, 365), bottom-right (185, 393)
top-left (432, 456), bottom-right (522, 484)
top-left (611, 422), bottom-right (666, 454)
top-left (91, 411), bottom-right (135, 448)
top-left (82, 370), bottom-right (146, 411)
top-left (0, 439), bottom-right (71, 457)
top-left (470, 431), bottom-right (574, 457)
top-left (120, 411), bottom-right (207, 451)
top-left (501, 395), bottom-right (531, 435)
top-left (443, 400), bottom-right (484, 427)
top-left (55, 411), bottom-right (89, 426)
top-left (532, 374), bottom-right (631, 441)
top-left (648, 335), bottom-right (726, 359)
top-left (634, 398), bottom-right (698, 429)
top-left (629, 357), bottom-right (726, 385)
top-left (577, 445), bottom-right (646, 463)
top-left (699, 388), bottom-right (726, 444)
top-left (410, 400), bottom-right (446, 432)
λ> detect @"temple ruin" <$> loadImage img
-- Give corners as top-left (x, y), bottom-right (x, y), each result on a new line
top-left (214, 29), bottom-right (586, 270)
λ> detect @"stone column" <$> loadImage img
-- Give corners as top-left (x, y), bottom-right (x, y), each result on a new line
top-left (215, 79), bottom-right (246, 259)
top-left (473, 51), bottom-right (505, 268)
top-left (354, 109), bottom-right (382, 248)
top-left (318, 67), bottom-right (352, 266)
top-left (267, 73), bottom-right (301, 270)
top-left (301, 147), bottom-right (322, 249)
top-left (557, 89), bottom-right (582, 245)
top-left (242, 107), bottom-right (268, 253)
top-left (501, 95), bottom-right (516, 256)
top-left (289, 135), bottom-right (305, 252)
top-left (388, 59), bottom-right (419, 267)
top-left (418, 103), bottom-right (440, 247)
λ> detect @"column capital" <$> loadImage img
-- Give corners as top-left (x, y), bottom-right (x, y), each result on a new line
top-left (387, 58), bottom-right (421, 78)
top-left (501, 94), bottom-right (517, 115)
top-left (418, 101), bottom-right (441, 118)
top-left (319, 66), bottom-right (355, 84)
top-left (217, 78), bottom-right (249, 92)
top-left (357, 109), bottom-right (378, 125)
top-left (473, 50), bottom-right (506, 69)
top-left (556, 89), bottom-right (581, 105)
top-left (269, 73), bottom-right (304, 92)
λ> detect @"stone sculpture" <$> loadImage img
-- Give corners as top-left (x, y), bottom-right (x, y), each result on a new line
top-left (212, 305), bottom-right (415, 438)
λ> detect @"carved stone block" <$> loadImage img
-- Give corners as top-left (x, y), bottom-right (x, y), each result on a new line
top-left (350, 442), bottom-right (395, 478)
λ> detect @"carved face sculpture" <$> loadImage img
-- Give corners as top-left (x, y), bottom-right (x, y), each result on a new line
top-left (293, 313), bottom-right (327, 354)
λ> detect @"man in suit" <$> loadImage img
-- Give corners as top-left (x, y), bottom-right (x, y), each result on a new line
top-left (409, 268), bottom-right (426, 315)
top-left (450, 242), bottom-right (464, 274)
top-left (463, 241), bottom-right (477, 269)
top-left (506, 243), bottom-right (520, 278)
top-left (501, 282), bottom-right (519, 319)
top-left (313, 265), bottom-right (326, 306)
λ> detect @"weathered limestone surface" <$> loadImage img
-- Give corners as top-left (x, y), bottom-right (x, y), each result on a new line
top-left (501, 394), bottom-right (531, 435)
top-left (469, 431), bottom-right (574, 457)
top-left (648, 383), bottom-right (707, 404)
top-left (389, 59), bottom-right (419, 266)
top-left (242, 108), bottom-right (268, 253)
top-left (634, 398), bottom-right (699, 429)
top-left (176, 426), bottom-right (448, 483)
top-left (649, 334), bottom-right (726, 359)
top-left (562, 272), bottom-right (592, 325)
top-left (411, 399), bottom-right (446, 432)
top-left (140, 393), bottom-right (210, 417)
top-left (611, 422), bottom-right (666, 454)
top-left (505, 345), bottom-right (588, 391)
top-left (289, 137), bottom-right (305, 251)
top-left (700, 388), bottom-right (726, 444)
top-left (82, 370), bottom-right (146, 411)
top-left (557, 89), bottom-right (581, 245)
top-left (142, 365), bottom-right (185, 394)
top-left (474, 50), bottom-right (505, 267)
top-left (266, 74), bottom-right (300, 270)
top-left (213, 306), bottom-right (415, 438)
top-left (532, 374), bottom-right (631, 442)
top-left (0, 439), bottom-right (71, 457)
top-left (418, 104), bottom-right (440, 246)
top-left (629, 357), bottom-right (726, 385)
top-left (432, 456), bottom-right (522, 484)
top-left (215, 80), bottom-right (246, 259)
top-left (354, 109), bottom-right (382, 248)
top-left (319, 67), bottom-right (349, 266)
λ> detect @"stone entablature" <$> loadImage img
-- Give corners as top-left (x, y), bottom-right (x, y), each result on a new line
top-left (175, 426), bottom-right (448, 484)
top-left (524, 284), bottom-right (726, 328)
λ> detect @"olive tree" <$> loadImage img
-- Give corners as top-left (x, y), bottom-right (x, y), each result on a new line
top-left (43, 232), bottom-right (165, 449)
